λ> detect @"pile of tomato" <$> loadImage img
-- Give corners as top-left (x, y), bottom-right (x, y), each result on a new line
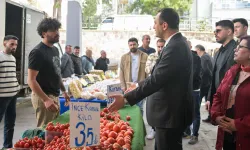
top-left (95, 108), bottom-right (133, 150)
top-left (13, 136), bottom-right (45, 150)
top-left (13, 107), bottom-right (133, 150)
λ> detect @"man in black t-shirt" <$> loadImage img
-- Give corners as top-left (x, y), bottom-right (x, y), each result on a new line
top-left (27, 18), bottom-right (70, 127)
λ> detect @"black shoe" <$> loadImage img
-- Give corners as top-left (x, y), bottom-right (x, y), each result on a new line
top-left (202, 117), bottom-right (211, 123)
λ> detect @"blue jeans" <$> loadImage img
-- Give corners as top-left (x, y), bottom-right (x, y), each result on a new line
top-left (0, 96), bottom-right (17, 148)
top-left (136, 99), bottom-right (144, 116)
top-left (192, 90), bottom-right (201, 136)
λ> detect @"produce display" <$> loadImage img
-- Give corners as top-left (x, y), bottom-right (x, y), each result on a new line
top-left (11, 108), bottom-right (133, 150)
top-left (12, 136), bottom-right (45, 150)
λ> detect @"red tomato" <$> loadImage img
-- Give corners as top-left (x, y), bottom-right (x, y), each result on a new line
top-left (113, 125), bottom-right (120, 133)
top-left (19, 141), bottom-right (25, 148)
top-left (120, 125), bottom-right (127, 130)
top-left (117, 138), bottom-right (125, 146)
top-left (107, 137), bottom-right (116, 144)
top-left (37, 138), bottom-right (43, 144)
top-left (103, 108), bottom-right (109, 113)
top-left (108, 131), bottom-right (117, 139)
top-left (14, 143), bottom-right (20, 148)
top-left (24, 143), bottom-right (30, 148)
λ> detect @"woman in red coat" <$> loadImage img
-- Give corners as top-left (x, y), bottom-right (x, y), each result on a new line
top-left (211, 36), bottom-right (250, 150)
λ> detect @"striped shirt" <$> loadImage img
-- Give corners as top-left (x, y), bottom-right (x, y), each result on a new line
top-left (0, 51), bottom-right (19, 97)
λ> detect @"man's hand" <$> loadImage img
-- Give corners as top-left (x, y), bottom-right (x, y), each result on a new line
top-left (125, 82), bottom-right (137, 94)
top-left (205, 101), bottom-right (210, 111)
top-left (108, 94), bottom-right (125, 112)
top-left (63, 92), bottom-right (70, 106)
top-left (44, 98), bottom-right (58, 112)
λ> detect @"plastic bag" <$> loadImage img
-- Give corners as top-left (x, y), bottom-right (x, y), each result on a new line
top-left (81, 91), bottom-right (95, 100)
top-left (69, 80), bottom-right (82, 99)
top-left (93, 92), bottom-right (106, 100)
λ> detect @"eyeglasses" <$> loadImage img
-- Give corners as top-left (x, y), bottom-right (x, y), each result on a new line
top-left (214, 29), bottom-right (222, 34)
top-left (236, 45), bottom-right (250, 50)
top-left (157, 46), bottom-right (164, 48)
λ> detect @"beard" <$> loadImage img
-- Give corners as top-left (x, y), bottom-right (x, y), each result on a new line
top-left (6, 47), bottom-right (16, 54)
top-left (47, 35), bottom-right (59, 44)
top-left (216, 36), bottom-right (226, 44)
top-left (130, 48), bottom-right (137, 53)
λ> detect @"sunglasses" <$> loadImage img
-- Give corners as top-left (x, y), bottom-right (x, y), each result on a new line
top-left (157, 46), bottom-right (164, 48)
top-left (214, 29), bottom-right (222, 34)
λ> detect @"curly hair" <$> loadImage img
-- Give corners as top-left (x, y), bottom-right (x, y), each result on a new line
top-left (37, 18), bottom-right (61, 38)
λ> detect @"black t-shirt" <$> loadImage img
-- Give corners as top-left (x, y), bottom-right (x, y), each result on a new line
top-left (28, 42), bottom-right (61, 96)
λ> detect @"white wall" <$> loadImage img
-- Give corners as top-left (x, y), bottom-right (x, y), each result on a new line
top-left (190, 0), bottom-right (212, 19)
top-left (212, 8), bottom-right (250, 20)
top-left (0, 0), bottom-right (6, 50)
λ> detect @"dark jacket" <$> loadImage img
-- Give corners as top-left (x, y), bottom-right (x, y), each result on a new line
top-left (211, 64), bottom-right (250, 150)
top-left (208, 39), bottom-right (237, 105)
top-left (71, 54), bottom-right (83, 76)
top-left (60, 53), bottom-right (74, 78)
top-left (192, 51), bottom-right (201, 90)
top-left (138, 46), bottom-right (156, 55)
top-left (124, 33), bottom-right (194, 129)
top-left (94, 57), bottom-right (110, 72)
top-left (200, 53), bottom-right (213, 89)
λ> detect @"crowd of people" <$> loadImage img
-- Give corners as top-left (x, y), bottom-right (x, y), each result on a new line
top-left (109, 8), bottom-right (250, 150)
top-left (0, 6), bottom-right (250, 150)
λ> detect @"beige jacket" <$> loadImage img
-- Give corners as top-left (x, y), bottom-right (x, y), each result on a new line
top-left (119, 50), bottom-right (148, 90)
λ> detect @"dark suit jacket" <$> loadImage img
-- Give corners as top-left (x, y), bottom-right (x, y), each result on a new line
top-left (61, 53), bottom-right (74, 78)
top-left (200, 53), bottom-right (213, 90)
top-left (124, 33), bottom-right (194, 129)
top-left (208, 39), bottom-right (237, 105)
top-left (192, 51), bottom-right (201, 90)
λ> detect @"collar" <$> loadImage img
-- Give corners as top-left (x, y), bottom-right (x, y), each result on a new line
top-left (220, 39), bottom-right (235, 52)
top-left (165, 32), bottom-right (179, 46)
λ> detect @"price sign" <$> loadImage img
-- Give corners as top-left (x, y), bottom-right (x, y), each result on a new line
top-left (107, 83), bottom-right (122, 107)
top-left (70, 102), bottom-right (100, 148)
top-left (80, 78), bottom-right (88, 87)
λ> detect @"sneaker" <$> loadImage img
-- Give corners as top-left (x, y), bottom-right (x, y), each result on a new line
top-left (202, 116), bottom-right (211, 123)
top-left (188, 136), bottom-right (198, 145)
top-left (146, 128), bottom-right (155, 140)
top-left (182, 132), bottom-right (191, 139)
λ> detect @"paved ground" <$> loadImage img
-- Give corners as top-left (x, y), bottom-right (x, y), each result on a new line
top-left (0, 98), bottom-right (217, 150)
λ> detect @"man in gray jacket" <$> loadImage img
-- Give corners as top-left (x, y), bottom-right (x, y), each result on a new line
top-left (61, 45), bottom-right (74, 78)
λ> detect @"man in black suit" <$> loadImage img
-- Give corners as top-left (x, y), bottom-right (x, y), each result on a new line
top-left (108, 8), bottom-right (194, 150)
top-left (204, 20), bottom-right (237, 122)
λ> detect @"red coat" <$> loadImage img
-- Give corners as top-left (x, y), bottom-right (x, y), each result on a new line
top-left (211, 64), bottom-right (250, 150)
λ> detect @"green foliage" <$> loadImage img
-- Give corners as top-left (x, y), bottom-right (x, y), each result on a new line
top-left (127, 0), bottom-right (193, 16)
top-left (82, 0), bottom-right (97, 17)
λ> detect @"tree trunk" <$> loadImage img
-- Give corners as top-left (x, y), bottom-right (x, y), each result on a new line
top-left (57, 0), bottom-right (62, 22)
top-left (53, 0), bottom-right (57, 19)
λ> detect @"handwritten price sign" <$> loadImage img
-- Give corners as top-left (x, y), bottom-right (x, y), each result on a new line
top-left (70, 102), bottom-right (100, 148)
top-left (107, 83), bottom-right (122, 107)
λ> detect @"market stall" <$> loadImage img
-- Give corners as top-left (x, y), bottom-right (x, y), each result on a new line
top-left (53, 105), bottom-right (146, 150)
top-left (12, 70), bottom-right (146, 150)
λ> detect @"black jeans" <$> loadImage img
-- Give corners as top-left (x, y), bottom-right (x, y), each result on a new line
top-left (0, 96), bottom-right (17, 148)
top-left (200, 87), bottom-right (211, 119)
top-left (223, 140), bottom-right (236, 150)
top-left (155, 128), bottom-right (183, 150)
